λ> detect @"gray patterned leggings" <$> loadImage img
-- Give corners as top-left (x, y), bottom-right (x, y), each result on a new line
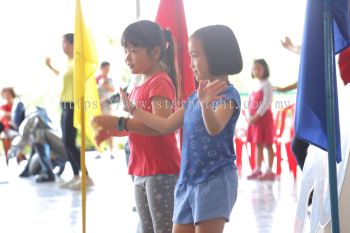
top-left (134, 174), bottom-right (178, 233)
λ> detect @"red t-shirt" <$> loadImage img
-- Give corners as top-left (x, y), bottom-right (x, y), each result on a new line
top-left (339, 46), bottom-right (350, 85)
top-left (0, 103), bottom-right (12, 130)
top-left (128, 72), bottom-right (181, 176)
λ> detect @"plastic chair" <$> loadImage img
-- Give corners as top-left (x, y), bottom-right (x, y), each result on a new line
top-left (283, 104), bottom-right (297, 178)
top-left (234, 109), bottom-right (256, 172)
top-left (273, 107), bottom-right (286, 176)
top-left (273, 104), bottom-right (297, 178)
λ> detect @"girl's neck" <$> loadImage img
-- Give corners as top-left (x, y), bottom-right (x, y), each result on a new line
top-left (141, 64), bottom-right (163, 82)
top-left (208, 75), bottom-right (230, 85)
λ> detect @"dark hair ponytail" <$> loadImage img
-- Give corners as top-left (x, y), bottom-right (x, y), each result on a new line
top-left (162, 29), bottom-right (178, 97)
top-left (121, 20), bottom-right (178, 96)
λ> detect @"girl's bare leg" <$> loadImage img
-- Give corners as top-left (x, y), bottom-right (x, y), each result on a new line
top-left (172, 223), bottom-right (195, 233)
top-left (195, 218), bottom-right (226, 233)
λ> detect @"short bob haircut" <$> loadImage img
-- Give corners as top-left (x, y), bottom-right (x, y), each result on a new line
top-left (190, 25), bottom-right (243, 76)
top-left (1, 87), bottom-right (16, 98)
top-left (251, 59), bottom-right (270, 79)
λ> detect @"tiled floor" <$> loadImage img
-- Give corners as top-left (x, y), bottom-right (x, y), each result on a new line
top-left (0, 150), bottom-right (300, 233)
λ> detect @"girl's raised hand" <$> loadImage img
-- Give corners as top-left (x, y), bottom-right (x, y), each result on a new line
top-left (45, 57), bottom-right (52, 68)
top-left (197, 80), bottom-right (226, 106)
top-left (120, 87), bottom-right (135, 114)
top-left (281, 36), bottom-right (293, 49)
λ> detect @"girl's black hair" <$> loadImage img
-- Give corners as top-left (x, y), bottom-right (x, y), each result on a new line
top-left (191, 25), bottom-right (243, 76)
top-left (251, 59), bottom-right (270, 79)
top-left (63, 33), bottom-right (74, 44)
top-left (121, 20), bottom-right (178, 95)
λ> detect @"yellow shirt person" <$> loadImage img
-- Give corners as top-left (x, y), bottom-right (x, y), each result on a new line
top-left (60, 59), bottom-right (74, 102)
top-left (45, 33), bottom-right (93, 189)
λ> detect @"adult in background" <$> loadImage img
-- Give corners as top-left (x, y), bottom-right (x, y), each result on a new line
top-left (46, 33), bottom-right (93, 189)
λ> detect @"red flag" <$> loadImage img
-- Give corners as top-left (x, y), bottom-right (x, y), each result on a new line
top-left (156, 0), bottom-right (195, 102)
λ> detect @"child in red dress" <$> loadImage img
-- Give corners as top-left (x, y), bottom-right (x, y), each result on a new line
top-left (247, 59), bottom-right (276, 181)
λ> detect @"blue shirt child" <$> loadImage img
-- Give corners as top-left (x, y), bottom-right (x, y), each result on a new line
top-left (179, 84), bottom-right (241, 184)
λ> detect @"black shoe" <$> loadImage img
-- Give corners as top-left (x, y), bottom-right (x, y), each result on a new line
top-left (19, 169), bottom-right (30, 178)
top-left (36, 173), bottom-right (55, 183)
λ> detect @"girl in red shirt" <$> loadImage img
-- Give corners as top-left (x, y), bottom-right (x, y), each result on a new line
top-left (0, 88), bottom-right (15, 133)
top-left (93, 20), bottom-right (180, 233)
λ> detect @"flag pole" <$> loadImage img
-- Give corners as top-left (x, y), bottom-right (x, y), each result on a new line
top-left (76, 1), bottom-right (87, 232)
top-left (80, 96), bottom-right (87, 233)
top-left (323, 0), bottom-right (340, 232)
top-left (75, 0), bottom-right (100, 232)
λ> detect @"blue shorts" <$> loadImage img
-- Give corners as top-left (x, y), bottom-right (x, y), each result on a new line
top-left (173, 166), bottom-right (238, 224)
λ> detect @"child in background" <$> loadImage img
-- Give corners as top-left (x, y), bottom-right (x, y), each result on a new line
top-left (92, 20), bottom-right (181, 233)
top-left (247, 59), bottom-right (276, 181)
top-left (0, 88), bottom-right (14, 134)
top-left (0, 88), bottom-right (15, 163)
top-left (95, 61), bottom-right (115, 159)
top-left (95, 24), bottom-right (242, 233)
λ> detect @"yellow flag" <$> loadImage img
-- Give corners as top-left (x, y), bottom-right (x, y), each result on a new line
top-left (74, 0), bottom-right (101, 150)
top-left (74, 1), bottom-right (101, 232)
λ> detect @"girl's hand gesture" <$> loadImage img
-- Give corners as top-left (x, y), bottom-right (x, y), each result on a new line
top-left (94, 129), bottom-right (112, 147)
top-left (91, 115), bottom-right (119, 146)
top-left (281, 36), bottom-right (294, 49)
top-left (249, 114), bottom-right (260, 125)
top-left (281, 36), bottom-right (301, 54)
top-left (92, 115), bottom-right (118, 132)
top-left (120, 87), bottom-right (136, 114)
top-left (45, 57), bottom-right (52, 68)
top-left (197, 80), bottom-right (226, 107)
